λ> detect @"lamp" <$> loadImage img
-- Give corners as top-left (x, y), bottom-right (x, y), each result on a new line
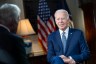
top-left (17, 19), bottom-right (35, 36)
top-left (17, 19), bottom-right (35, 55)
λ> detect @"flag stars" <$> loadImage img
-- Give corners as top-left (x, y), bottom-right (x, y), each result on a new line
top-left (39, 0), bottom-right (44, 2)
top-left (38, 0), bottom-right (56, 51)
top-left (39, 3), bottom-right (42, 6)
top-left (38, 0), bottom-right (51, 23)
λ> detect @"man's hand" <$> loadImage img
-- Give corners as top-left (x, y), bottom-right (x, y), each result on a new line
top-left (69, 56), bottom-right (76, 64)
top-left (68, 58), bottom-right (76, 64)
top-left (59, 55), bottom-right (76, 64)
top-left (59, 55), bottom-right (67, 59)
top-left (59, 55), bottom-right (70, 63)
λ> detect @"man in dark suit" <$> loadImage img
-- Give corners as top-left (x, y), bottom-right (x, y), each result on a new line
top-left (47, 9), bottom-right (90, 64)
top-left (0, 3), bottom-right (30, 64)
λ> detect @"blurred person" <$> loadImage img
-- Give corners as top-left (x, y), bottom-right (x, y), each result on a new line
top-left (0, 3), bottom-right (30, 64)
top-left (47, 9), bottom-right (90, 64)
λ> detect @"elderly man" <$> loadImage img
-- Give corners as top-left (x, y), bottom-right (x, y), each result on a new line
top-left (47, 9), bottom-right (90, 64)
top-left (0, 3), bottom-right (30, 64)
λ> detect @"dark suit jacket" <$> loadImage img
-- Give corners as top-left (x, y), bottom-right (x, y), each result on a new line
top-left (47, 28), bottom-right (90, 64)
top-left (0, 26), bottom-right (30, 64)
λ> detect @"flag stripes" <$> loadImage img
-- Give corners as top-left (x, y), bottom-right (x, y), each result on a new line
top-left (37, 0), bottom-right (56, 52)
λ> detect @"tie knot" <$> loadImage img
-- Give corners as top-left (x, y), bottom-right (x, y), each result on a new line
top-left (62, 32), bottom-right (66, 38)
top-left (62, 32), bottom-right (65, 35)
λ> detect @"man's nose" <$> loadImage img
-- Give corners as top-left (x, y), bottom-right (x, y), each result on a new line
top-left (59, 19), bottom-right (63, 22)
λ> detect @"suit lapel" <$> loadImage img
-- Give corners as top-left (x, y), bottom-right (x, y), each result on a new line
top-left (65, 28), bottom-right (73, 54)
top-left (55, 30), bottom-right (64, 53)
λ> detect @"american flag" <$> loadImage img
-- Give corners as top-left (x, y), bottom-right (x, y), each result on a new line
top-left (37, 0), bottom-right (56, 52)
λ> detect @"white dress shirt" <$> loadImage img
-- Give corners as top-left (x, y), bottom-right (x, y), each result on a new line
top-left (59, 27), bottom-right (69, 40)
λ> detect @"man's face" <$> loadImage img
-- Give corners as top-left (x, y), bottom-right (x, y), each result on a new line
top-left (55, 12), bottom-right (69, 30)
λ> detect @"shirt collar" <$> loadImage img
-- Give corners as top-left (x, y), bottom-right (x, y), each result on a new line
top-left (59, 27), bottom-right (69, 35)
top-left (0, 24), bottom-right (10, 32)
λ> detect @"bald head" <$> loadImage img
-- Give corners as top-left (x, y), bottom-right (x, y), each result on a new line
top-left (54, 9), bottom-right (69, 20)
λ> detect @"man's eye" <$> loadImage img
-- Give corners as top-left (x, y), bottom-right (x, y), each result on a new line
top-left (57, 18), bottom-right (60, 20)
top-left (62, 18), bottom-right (66, 20)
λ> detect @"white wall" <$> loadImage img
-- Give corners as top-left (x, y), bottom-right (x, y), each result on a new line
top-left (66, 0), bottom-right (85, 33)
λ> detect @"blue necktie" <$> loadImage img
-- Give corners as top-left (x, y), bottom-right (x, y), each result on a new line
top-left (61, 32), bottom-right (66, 53)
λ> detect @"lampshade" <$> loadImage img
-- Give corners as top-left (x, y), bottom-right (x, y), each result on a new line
top-left (17, 19), bottom-right (35, 36)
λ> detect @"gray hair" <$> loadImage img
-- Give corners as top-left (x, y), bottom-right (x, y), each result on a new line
top-left (0, 3), bottom-right (21, 33)
top-left (0, 3), bottom-right (21, 22)
top-left (54, 9), bottom-right (69, 19)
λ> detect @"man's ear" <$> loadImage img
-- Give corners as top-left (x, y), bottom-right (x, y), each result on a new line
top-left (7, 18), bottom-right (18, 33)
top-left (15, 16), bottom-right (20, 23)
